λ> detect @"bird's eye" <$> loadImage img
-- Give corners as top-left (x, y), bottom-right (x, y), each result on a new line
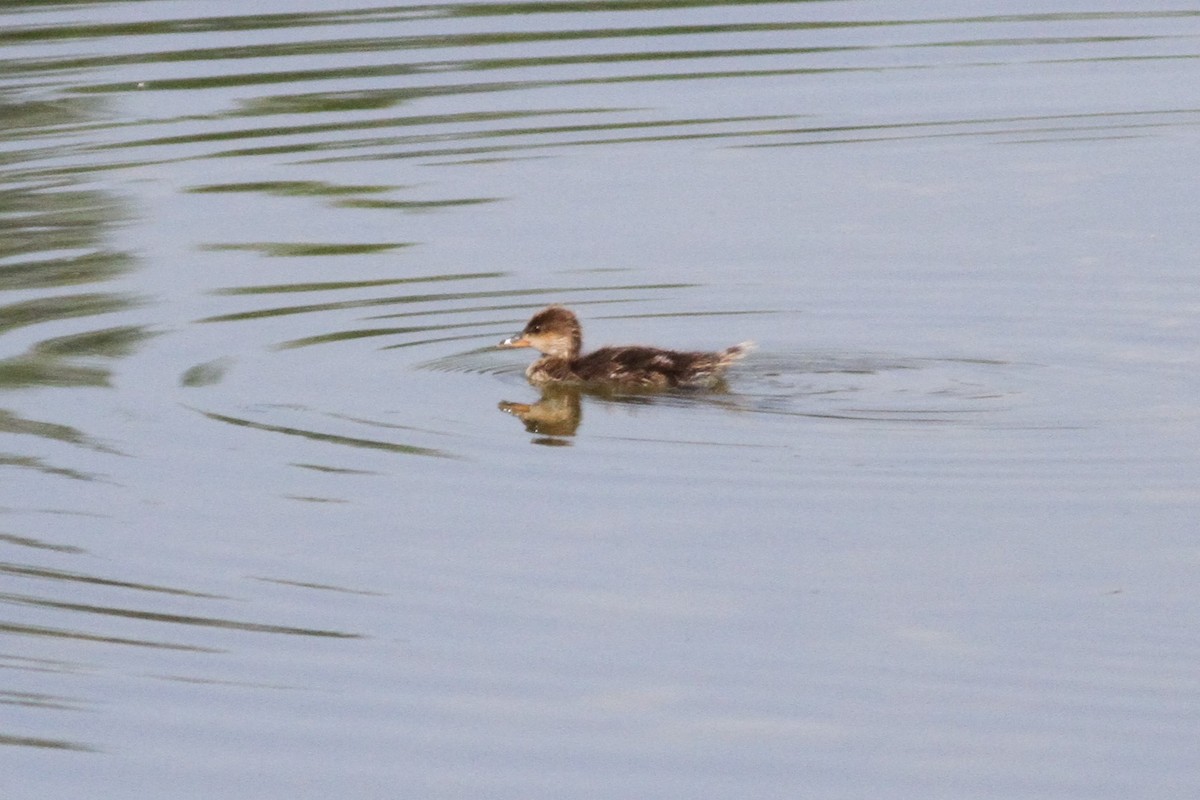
top-left (529, 325), bottom-right (541, 333)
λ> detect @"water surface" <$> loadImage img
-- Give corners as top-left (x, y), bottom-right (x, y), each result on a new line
top-left (3, 2), bottom-right (1199, 798)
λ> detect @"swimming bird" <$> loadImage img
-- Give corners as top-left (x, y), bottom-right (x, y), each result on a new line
top-left (499, 305), bottom-right (752, 389)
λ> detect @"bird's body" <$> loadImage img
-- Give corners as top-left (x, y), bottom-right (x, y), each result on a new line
top-left (499, 306), bottom-right (752, 389)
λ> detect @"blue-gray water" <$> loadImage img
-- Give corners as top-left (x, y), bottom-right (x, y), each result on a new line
top-left (3, 2), bottom-right (1199, 798)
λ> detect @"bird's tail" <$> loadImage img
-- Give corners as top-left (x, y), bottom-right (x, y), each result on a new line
top-left (717, 341), bottom-right (756, 368)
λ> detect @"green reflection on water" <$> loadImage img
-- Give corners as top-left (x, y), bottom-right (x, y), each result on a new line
top-left (1, 591), bottom-right (363, 639)
top-left (0, 251), bottom-right (133, 292)
top-left (0, 409), bottom-right (115, 453)
top-left (200, 282), bottom-right (693, 325)
top-left (0, 294), bottom-right (135, 336)
top-left (0, 620), bottom-right (219, 652)
top-left (180, 358), bottom-right (231, 388)
top-left (189, 180), bottom-right (394, 196)
top-left (213, 272), bottom-right (504, 295)
top-left (0, 454), bottom-right (95, 482)
top-left (0, 179), bottom-right (132, 282)
top-left (0, 563), bottom-right (226, 599)
top-left (0, 311), bottom-right (152, 389)
top-left (334, 197), bottom-right (498, 210)
top-left (0, 357), bottom-right (109, 389)
top-left (201, 242), bottom-right (412, 257)
top-left (0, 689), bottom-right (86, 712)
top-left (0, 89), bottom-right (147, 490)
top-left (198, 409), bottom-right (455, 460)
top-left (0, 532), bottom-right (86, 554)
top-left (33, 325), bottom-right (158, 359)
top-left (0, 732), bottom-right (96, 753)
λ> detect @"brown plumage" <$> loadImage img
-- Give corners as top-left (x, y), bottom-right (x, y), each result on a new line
top-left (498, 306), bottom-right (752, 389)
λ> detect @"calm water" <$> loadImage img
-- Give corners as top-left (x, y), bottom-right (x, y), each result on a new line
top-left (3, 1), bottom-right (1199, 797)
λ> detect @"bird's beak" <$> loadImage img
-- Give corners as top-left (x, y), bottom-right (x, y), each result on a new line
top-left (498, 333), bottom-right (532, 348)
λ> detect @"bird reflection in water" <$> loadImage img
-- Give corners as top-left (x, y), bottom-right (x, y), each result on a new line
top-left (498, 385), bottom-right (582, 441)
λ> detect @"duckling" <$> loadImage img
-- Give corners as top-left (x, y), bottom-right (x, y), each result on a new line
top-left (499, 306), bottom-right (752, 389)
